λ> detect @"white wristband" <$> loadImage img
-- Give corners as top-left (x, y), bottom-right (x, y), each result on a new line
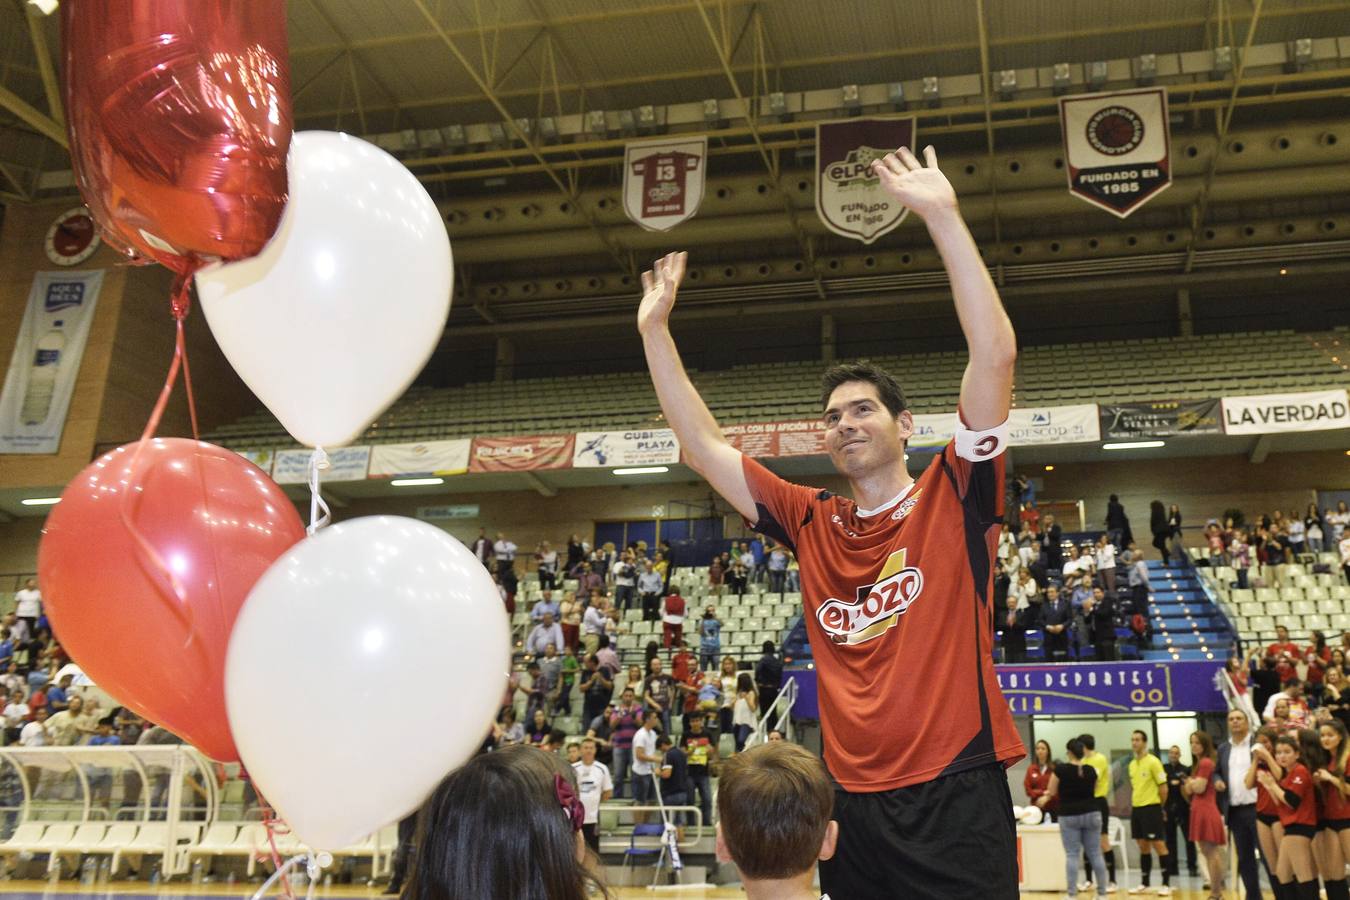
top-left (955, 418), bottom-right (1009, 462)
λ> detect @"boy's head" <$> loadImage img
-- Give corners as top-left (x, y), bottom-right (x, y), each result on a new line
top-left (715, 742), bottom-right (837, 882)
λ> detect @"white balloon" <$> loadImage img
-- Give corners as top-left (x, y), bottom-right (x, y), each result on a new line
top-left (224, 516), bottom-right (508, 850)
top-left (196, 131), bottom-right (452, 448)
top-left (1018, 805), bottom-right (1043, 825)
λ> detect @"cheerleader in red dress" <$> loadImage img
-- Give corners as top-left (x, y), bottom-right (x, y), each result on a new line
top-left (1184, 731), bottom-right (1226, 900)
top-left (1258, 731), bottom-right (1324, 900)
top-left (1314, 719), bottom-right (1350, 900)
top-left (1249, 727), bottom-right (1286, 893)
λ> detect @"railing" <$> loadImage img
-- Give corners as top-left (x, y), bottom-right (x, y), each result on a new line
top-left (745, 676), bottom-right (797, 749)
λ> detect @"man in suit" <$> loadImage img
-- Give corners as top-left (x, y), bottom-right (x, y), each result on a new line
top-left (1041, 585), bottom-right (1072, 662)
top-left (1215, 707), bottom-right (1265, 899)
top-left (1001, 595), bottom-right (1027, 663)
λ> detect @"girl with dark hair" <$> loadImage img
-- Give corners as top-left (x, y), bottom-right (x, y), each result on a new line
top-left (1258, 732), bottom-right (1321, 899)
top-left (405, 744), bottom-right (608, 900)
top-left (1314, 719), bottom-right (1350, 900)
top-left (1249, 726), bottom-right (1285, 892)
top-left (1183, 731), bottom-right (1226, 899)
top-left (731, 672), bottom-right (758, 752)
top-left (1024, 739), bottom-right (1057, 821)
top-left (1150, 501), bottom-right (1171, 565)
top-left (1035, 738), bottom-right (1108, 898)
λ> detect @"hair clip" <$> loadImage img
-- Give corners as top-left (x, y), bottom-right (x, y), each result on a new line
top-left (554, 773), bottom-right (584, 832)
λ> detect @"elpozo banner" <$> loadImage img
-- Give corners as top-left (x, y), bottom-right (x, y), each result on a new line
top-left (1008, 404), bottom-right (1101, 445)
top-left (574, 429), bottom-right (679, 468)
top-left (273, 446), bottom-right (372, 485)
top-left (815, 116), bottom-right (915, 244)
top-left (1059, 88), bottom-right (1171, 218)
top-left (368, 439), bottom-right (471, 478)
top-left (468, 434), bottom-right (574, 473)
top-left (0, 270), bottom-right (104, 454)
top-left (1221, 389), bottom-right (1350, 435)
top-left (1100, 399), bottom-right (1222, 440)
top-left (623, 136), bottom-right (707, 232)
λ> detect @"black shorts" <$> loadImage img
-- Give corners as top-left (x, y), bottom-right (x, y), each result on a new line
top-left (1097, 796), bottom-right (1111, 835)
top-left (1257, 812), bottom-right (1280, 827)
top-left (1285, 823), bottom-right (1316, 838)
top-left (1131, 804), bottom-right (1165, 841)
top-left (1325, 818), bottom-right (1350, 832)
top-left (819, 763), bottom-right (1018, 900)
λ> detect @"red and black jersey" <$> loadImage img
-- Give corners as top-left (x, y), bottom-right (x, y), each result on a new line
top-left (1256, 773), bottom-right (1278, 817)
top-left (742, 418), bottom-right (1024, 792)
top-left (1278, 764), bottom-right (1318, 828)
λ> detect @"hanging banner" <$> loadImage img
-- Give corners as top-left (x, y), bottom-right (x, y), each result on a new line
top-left (468, 434), bottom-right (574, 473)
top-left (719, 420), bottom-right (827, 458)
top-left (1059, 88), bottom-right (1171, 218)
top-left (368, 439), bottom-right (471, 478)
top-left (1008, 405), bottom-right (1101, 446)
top-left (573, 429), bottom-right (680, 468)
top-left (272, 446), bottom-right (371, 485)
top-left (236, 449), bottom-right (275, 473)
top-left (1100, 399), bottom-right (1222, 440)
top-left (623, 136), bottom-right (708, 232)
top-left (815, 116), bottom-right (916, 244)
top-left (909, 412), bottom-right (960, 450)
top-left (417, 504), bottom-right (480, 520)
top-left (1221, 389), bottom-right (1350, 435)
top-left (0, 270), bottom-right (105, 454)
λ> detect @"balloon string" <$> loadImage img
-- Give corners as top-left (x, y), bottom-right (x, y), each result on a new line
top-left (260, 808), bottom-right (297, 900)
top-left (307, 447), bottom-right (331, 535)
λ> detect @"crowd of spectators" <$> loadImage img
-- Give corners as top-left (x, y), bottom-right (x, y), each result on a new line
top-left (1193, 502), bottom-right (1350, 586)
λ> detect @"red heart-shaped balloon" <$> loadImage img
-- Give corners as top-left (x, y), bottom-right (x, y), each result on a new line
top-left (38, 439), bottom-right (304, 761)
top-left (61, 0), bottom-right (292, 271)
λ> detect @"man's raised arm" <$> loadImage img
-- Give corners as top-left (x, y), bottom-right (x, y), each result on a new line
top-left (872, 146), bottom-right (1017, 429)
top-left (637, 252), bottom-right (757, 522)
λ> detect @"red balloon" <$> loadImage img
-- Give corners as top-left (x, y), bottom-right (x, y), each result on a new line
top-left (61, 0), bottom-right (292, 272)
top-left (38, 439), bottom-right (305, 761)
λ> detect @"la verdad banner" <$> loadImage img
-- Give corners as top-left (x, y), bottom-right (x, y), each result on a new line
top-left (1221, 389), bottom-right (1350, 435)
top-left (0, 270), bottom-right (105, 454)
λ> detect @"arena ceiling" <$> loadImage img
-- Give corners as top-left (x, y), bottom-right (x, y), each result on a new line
top-left (0, 0), bottom-right (1349, 355)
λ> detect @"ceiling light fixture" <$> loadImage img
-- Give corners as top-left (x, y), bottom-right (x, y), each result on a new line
top-left (613, 466), bottom-right (669, 476)
top-left (1102, 440), bottom-right (1166, 450)
top-left (21, 497), bottom-right (61, 506)
top-left (1044, 465), bottom-right (1054, 472)
top-left (390, 478), bottom-right (444, 487)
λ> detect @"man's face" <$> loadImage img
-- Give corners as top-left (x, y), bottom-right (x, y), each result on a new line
top-left (1168, 746), bottom-right (1181, 764)
top-left (1093, 588), bottom-right (1104, 602)
top-left (541, 590), bottom-right (552, 601)
top-left (1046, 587), bottom-right (1059, 602)
top-left (1228, 709), bottom-right (1250, 740)
top-left (689, 717), bottom-right (703, 733)
top-left (621, 689), bottom-right (634, 705)
top-left (1005, 596), bottom-right (1018, 611)
top-left (1045, 515), bottom-right (1055, 526)
top-left (822, 381), bottom-right (912, 478)
top-left (1277, 627), bottom-right (1289, 642)
top-left (35, 708), bottom-right (47, 722)
top-left (579, 743), bottom-right (594, 763)
top-left (542, 612), bottom-right (554, 626)
top-left (651, 658), bottom-right (663, 675)
top-left (544, 643), bottom-right (556, 657)
top-left (1131, 732), bottom-right (1146, 754)
top-left (24, 580), bottom-right (35, 591)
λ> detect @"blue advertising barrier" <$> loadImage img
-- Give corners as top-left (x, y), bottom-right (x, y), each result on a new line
top-left (788, 660), bottom-right (1225, 719)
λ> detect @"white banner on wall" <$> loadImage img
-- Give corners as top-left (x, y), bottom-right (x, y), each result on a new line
top-left (368, 439), bottom-right (471, 477)
top-left (573, 429), bottom-right (680, 468)
top-left (0, 269), bottom-right (105, 454)
top-left (1221, 389), bottom-right (1350, 435)
top-left (272, 446), bottom-right (372, 484)
top-left (908, 412), bottom-right (960, 450)
top-left (1008, 404), bottom-right (1101, 445)
top-left (623, 136), bottom-right (708, 232)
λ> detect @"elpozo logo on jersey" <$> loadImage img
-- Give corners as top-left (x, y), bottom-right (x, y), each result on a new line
top-left (816, 549), bottom-right (924, 645)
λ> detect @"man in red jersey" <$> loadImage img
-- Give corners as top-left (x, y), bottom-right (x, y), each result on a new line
top-left (637, 145), bottom-right (1022, 899)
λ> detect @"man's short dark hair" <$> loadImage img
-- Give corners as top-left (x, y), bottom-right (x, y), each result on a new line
top-left (656, 734), bottom-right (673, 749)
top-left (819, 361), bottom-right (908, 416)
top-left (1132, 729), bottom-right (1149, 743)
top-left (1078, 733), bottom-right (1096, 750)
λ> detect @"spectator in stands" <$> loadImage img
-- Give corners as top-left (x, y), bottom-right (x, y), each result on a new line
top-left (728, 555), bottom-right (749, 598)
top-left (609, 686), bottom-right (643, 799)
top-left (661, 587), bottom-right (686, 649)
top-left (1151, 500), bottom-right (1173, 565)
top-left (637, 560), bottom-right (663, 622)
top-left (572, 738), bottom-right (613, 854)
top-left (534, 541), bottom-right (559, 590)
top-left (699, 606), bottom-right (722, 671)
top-left (579, 654), bottom-right (613, 728)
top-left (2, 689), bottom-right (27, 743)
top-left (470, 527), bottom-right (492, 567)
top-left (1024, 739), bottom-right (1056, 821)
top-left (1106, 495), bottom-right (1131, 549)
top-left (525, 708), bottom-right (552, 747)
top-left (531, 589), bottom-right (559, 623)
top-left (1305, 504), bottom-right (1326, 554)
top-left (1228, 531), bottom-right (1251, 589)
top-left (1341, 527), bottom-right (1350, 582)
top-left (656, 733), bottom-right (693, 837)
top-left (1095, 535), bottom-right (1118, 594)
top-left (1204, 523), bottom-right (1226, 568)
top-left (1010, 567), bottom-right (1039, 611)
top-left (407, 744), bottom-right (604, 900)
top-left (0, 664), bottom-right (20, 698)
top-left (1002, 595), bottom-right (1028, 664)
top-left (715, 742), bottom-right (837, 900)
top-left (644, 657), bottom-right (676, 735)
top-left (566, 534), bottom-right (586, 572)
top-left (610, 549), bottom-right (638, 612)
top-left (733, 673), bottom-right (759, 752)
top-left (1043, 585), bottom-right (1072, 662)
top-left (44, 672), bottom-right (71, 714)
top-left (558, 591), bottom-right (582, 652)
top-left (18, 706), bottom-right (48, 747)
top-left (767, 542), bottom-right (788, 594)
top-left (681, 714), bottom-right (717, 830)
top-left (708, 555), bottom-right (725, 595)
top-left (1084, 587), bottom-right (1117, 662)
top-left (1327, 502), bottom-right (1350, 546)
top-left (12, 580), bottom-right (39, 639)
top-left (581, 595), bottom-right (608, 657)
top-left (1269, 625), bottom-right (1301, 660)
top-left (1287, 515), bottom-right (1307, 558)
top-left (1163, 744), bottom-right (1199, 880)
top-left (594, 634), bottom-right (619, 677)
top-left (492, 707), bottom-right (524, 748)
top-left (574, 561), bottom-right (603, 599)
top-left (526, 612), bottom-right (564, 659)
top-left (755, 641), bottom-right (783, 717)
top-left (1035, 737), bottom-right (1109, 898)
top-left (1040, 513), bottom-right (1064, 572)
top-left (631, 709), bottom-right (662, 822)
top-left (785, 551), bottom-right (800, 593)
top-left (46, 694), bottom-right (96, 745)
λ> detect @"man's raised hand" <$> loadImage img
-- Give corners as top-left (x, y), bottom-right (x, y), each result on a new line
top-left (637, 251), bottom-right (688, 337)
top-left (871, 145), bottom-right (957, 220)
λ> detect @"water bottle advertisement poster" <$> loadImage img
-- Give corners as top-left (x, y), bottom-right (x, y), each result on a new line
top-left (0, 269), bottom-right (104, 454)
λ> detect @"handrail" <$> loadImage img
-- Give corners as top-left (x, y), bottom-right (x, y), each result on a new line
top-left (745, 676), bottom-right (797, 749)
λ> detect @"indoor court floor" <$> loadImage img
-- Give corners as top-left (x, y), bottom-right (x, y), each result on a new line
top-left (0, 880), bottom-right (1258, 899)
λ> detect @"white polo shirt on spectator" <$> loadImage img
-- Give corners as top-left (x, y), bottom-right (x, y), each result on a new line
top-left (583, 605), bottom-right (607, 636)
top-left (14, 589), bottom-right (40, 619)
top-left (632, 725), bottom-right (658, 776)
top-left (572, 760), bottom-right (613, 825)
top-left (493, 539), bottom-right (517, 561)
